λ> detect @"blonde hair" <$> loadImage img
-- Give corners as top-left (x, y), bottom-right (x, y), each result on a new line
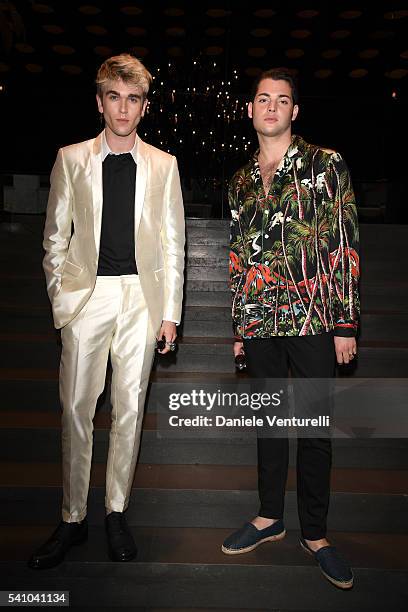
top-left (96, 53), bottom-right (152, 99)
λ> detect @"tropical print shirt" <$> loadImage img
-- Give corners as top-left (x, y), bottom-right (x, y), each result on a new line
top-left (229, 135), bottom-right (360, 339)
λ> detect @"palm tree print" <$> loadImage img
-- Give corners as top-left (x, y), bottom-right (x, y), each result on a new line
top-left (229, 136), bottom-right (360, 339)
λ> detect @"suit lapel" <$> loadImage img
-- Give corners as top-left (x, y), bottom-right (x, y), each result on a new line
top-left (135, 135), bottom-right (148, 240)
top-left (91, 133), bottom-right (103, 254)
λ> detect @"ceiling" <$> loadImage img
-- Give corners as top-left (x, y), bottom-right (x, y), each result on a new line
top-left (1, 1), bottom-right (408, 98)
top-left (1, 1), bottom-right (407, 179)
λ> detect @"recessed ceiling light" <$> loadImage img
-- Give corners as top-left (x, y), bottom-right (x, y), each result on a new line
top-left (385, 69), bottom-right (408, 79)
top-left (166, 27), bottom-right (186, 37)
top-left (52, 45), bottom-right (75, 55)
top-left (370, 30), bottom-right (394, 40)
top-left (349, 68), bottom-right (368, 78)
top-left (130, 46), bottom-right (149, 57)
top-left (245, 67), bottom-right (262, 77)
top-left (25, 63), bottom-right (44, 73)
top-left (205, 27), bottom-right (225, 36)
top-left (339, 10), bottom-right (362, 19)
top-left (32, 3), bottom-right (53, 13)
top-left (297, 10), bottom-right (319, 18)
top-left (254, 9), bottom-right (276, 18)
top-left (250, 29), bottom-right (271, 37)
top-left (206, 9), bottom-right (230, 18)
top-left (78, 5), bottom-right (101, 15)
top-left (248, 48), bottom-right (267, 57)
top-left (321, 49), bottom-right (341, 59)
top-left (164, 7), bottom-right (185, 16)
top-left (126, 27), bottom-right (146, 36)
top-left (15, 43), bottom-right (35, 53)
top-left (285, 48), bottom-right (305, 59)
top-left (94, 46), bottom-right (113, 56)
top-left (291, 29), bottom-right (311, 39)
top-left (359, 49), bottom-right (379, 59)
top-left (314, 69), bottom-right (333, 79)
top-left (61, 65), bottom-right (83, 75)
top-left (120, 6), bottom-right (143, 15)
top-left (167, 47), bottom-right (184, 57)
top-left (86, 25), bottom-right (107, 35)
top-left (331, 30), bottom-right (351, 39)
top-left (205, 46), bottom-right (224, 56)
top-left (384, 10), bottom-right (408, 20)
top-left (42, 24), bottom-right (64, 34)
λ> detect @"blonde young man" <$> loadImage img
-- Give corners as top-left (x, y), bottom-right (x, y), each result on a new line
top-left (223, 69), bottom-right (359, 589)
top-left (28, 54), bottom-right (185, 569)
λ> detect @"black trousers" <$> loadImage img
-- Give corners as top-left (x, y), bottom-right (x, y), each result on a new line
top-left (243, 332), bottom-right (335, 540)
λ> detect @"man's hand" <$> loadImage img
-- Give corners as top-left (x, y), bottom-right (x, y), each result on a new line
top-left (334, 336), bottom-right (357, 365)
top-left (234, 341), bottom-right (244, 358)
top-left (157, 321), bottom-right (177, 354)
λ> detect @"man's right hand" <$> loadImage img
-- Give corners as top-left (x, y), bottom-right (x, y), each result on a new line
top-left (233, 341), bottom-right (244, 358)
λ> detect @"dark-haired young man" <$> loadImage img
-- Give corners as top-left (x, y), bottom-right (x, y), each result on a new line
top-left (223, 68), bottom-right (359, 590)
top-left (28, 54), bottom-right (185, 569)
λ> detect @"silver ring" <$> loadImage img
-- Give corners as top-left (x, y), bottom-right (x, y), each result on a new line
top-left (167, 341), bottom-right (177, 351)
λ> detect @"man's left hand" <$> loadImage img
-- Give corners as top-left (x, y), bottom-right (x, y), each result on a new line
top-left (157, 320), bottom-right (177, 354)
top-left (334, 336), bottom-right (357, 365)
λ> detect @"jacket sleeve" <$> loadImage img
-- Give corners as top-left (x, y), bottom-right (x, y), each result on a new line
top-left (42, 148), bottom-right (73, 305)
top-left (228, 176), bottom-right (245, 339)
top-left (160, 156), bottom-right (185, 324)
top-left (326, 152), bottom-right (360, 337)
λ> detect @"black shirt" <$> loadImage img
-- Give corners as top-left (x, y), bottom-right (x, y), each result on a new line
top-left (97, 152), bottom-right (138, 276)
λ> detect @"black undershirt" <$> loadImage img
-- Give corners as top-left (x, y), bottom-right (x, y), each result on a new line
top-left (97, 152), bottom-right (138, 276)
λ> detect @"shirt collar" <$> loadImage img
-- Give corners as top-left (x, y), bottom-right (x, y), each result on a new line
top-left (252, 134), bottom-right (304, 165)
top-left (250, 135), bottom-right (307, 186)
top-left (101, 130), bottom-right (138, 164)
top-left (286, 134), bottom-right (306, 160)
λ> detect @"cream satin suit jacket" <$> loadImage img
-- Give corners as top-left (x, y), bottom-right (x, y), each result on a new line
top-left (43, 132), bottom-right (185, 333)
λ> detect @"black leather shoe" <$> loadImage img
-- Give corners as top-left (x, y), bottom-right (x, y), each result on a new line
top-left (27, 519), bottom-right (88, 570)
top-left (105, 512), bottom-right (137, 562)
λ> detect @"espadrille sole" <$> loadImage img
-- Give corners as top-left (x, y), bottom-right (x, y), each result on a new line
top-left (221, 529), bottom-right (286, 555)
top-left (299, 539), bottom-right (354, 589)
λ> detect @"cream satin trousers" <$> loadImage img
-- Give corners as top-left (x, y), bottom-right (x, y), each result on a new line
top-left (59, 275), bottom-right (156, 522)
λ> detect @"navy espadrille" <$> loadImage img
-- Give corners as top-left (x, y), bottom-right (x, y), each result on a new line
top-left (221, 520), bottom-right (286, 555)
top-left (300, 538), bottom-right (354, 589)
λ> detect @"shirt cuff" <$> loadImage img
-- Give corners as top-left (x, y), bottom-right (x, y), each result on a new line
top-left (334, 323), bottom-right (357, 338)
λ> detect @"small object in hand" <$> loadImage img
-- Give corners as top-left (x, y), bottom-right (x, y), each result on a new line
top-left (156, 336), bottom-right (166, 351)
top-left (235, 353), bottom-right (246, 371)
top-left (167, 341), bottom-right (177, 352)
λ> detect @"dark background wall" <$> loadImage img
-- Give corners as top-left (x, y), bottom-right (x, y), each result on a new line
top-left (1, 1), bottom-right (407, 218)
